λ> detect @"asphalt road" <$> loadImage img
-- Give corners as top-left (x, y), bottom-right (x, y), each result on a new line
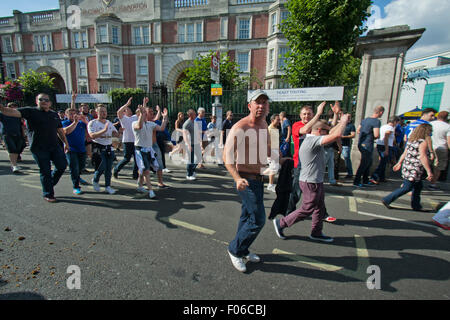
top-left (0, 148), bottom-right (449, 301)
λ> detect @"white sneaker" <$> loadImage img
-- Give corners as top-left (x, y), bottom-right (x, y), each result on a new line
top-left (12, 166), bottom-right (21, 173)
top-left (227, 250), bottom-right (246, 272)
top-left (186, 175), bottom-right (196, 181)
top-left (267, 184), bottom-right (276, 192)
top-left (92, 180), bottom-right (101, 192)
top-left (245, 252), bottom-right (261, 263)
top-left (105, 186), bottom-right (116, 194)
top-left (148, 190), bottom-right (156, 199)
top-left (162, 168), bottom-right (171, 173)
top-left (137, 186), bottom-right (147, 193)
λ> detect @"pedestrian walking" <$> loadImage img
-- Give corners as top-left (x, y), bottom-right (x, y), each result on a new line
top-left (279, 111), bottom-right (291, 157)
top-left (382, 123), bottom-right (434, 211)
top-left (223, 89), bottom-right (271, 272)
top-left (183, 109), bottom-right (203, 180)
top-left (341, 114), bottom-right (356, 179)
top-left (429, 111), bottom-right (449, 190)
top-left (370, 117), bottom-right (396, 184)
top-left (169, 112), bottom-right (186, 162)
top-left (0, 93), bottom-right (68, 202)
top-left (0, 102), bottom-right (26, 173)
top-left (267, 113), bottom-right (280, 192)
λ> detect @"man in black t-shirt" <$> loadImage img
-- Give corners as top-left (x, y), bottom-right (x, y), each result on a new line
top-left (0, 102), bottom-right (26, 173)
top-left (221, 110), bottom-right (234, 147)
top-left (341, 116), bottom-right (356, 178)
top-left (0, 93), bottom-right (68, 202)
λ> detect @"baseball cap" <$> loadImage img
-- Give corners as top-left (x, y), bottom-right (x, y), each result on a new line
top-left (247, 89), bottom-right (270, 103)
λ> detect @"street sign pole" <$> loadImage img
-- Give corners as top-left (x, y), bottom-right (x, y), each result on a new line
top-left (211, 51), bottom-right (222, 133)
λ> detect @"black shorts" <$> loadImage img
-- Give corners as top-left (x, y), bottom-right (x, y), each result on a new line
top-left (3, 134), bottom-right (25, 154)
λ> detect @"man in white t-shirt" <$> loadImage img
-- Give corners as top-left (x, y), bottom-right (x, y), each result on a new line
top-left (88, 105), bottom-right (120, 194)
top-left (430, 111), bottom-right (450, 190)
top-left (371, 117), bottom-right (397, 183)
top-left (113, 97), bottom-right (139, 179)
top-left (132, 104), bottom-right (169, 199)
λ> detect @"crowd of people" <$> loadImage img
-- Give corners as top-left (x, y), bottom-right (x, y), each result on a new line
top-left (0, 90), bottom-right (449, 273)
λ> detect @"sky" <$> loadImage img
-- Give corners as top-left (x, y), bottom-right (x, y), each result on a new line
top-left (0, 0), bottom-right (449, 61)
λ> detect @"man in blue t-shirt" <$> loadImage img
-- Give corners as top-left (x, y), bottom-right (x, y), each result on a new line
top-left (62, 108), bottom-right (89, 195)
top-left (279, 111), bottom-right (292, 157)
top-left (403, 108), bottom-right (436, 161)
top-left (195, 107), bottom-right (208, 169)
top-left (353, 105), bottom-right (384, 187)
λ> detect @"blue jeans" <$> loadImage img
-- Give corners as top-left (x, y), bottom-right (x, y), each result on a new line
top-left (66, 151), bottom-right (86, 189)
top-left (383, 179), bottom-right (423, 210)
top-left (354, 146), bottom-right (373, 185)
top-left (372, 145), bottom-right (392, 181)
top-left (341, 146), bottom-right (353, 176)
top-left (32, 147), bottom-right (67, 198)
top-left (324, 147), bottom-right (336, 184)
top-left (228, 180), bottom-right (266, 257)
top-left (114, 142), bottom-right (138, 176)
top-left (94, 150), bottom-right (115, 187)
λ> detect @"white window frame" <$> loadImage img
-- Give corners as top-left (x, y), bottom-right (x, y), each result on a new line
top-left (237, 50), bottom-right (250, 73)
top-left (178, 21), bottom-right (203, 43)
top-left (270, 12), bottom-right (277, 35)
top-left (6, 62), bottom-right (16, 79)
top-left (220, 17), bottom-right (228, 40)
top-left (99, 54), bottom-right (110, 74)
top-left (133, 25), bottom-right (151, 45)
top-left (278, 46), bottom-right (289, 70)
top-left (72, 30), bottom-right (88, 49)
top-left (137, 56), bottom-right (148, 76)
top-left (112, 55), bottom-right (121, 75)
top-left (33, 34), bottom-right (53, 52)
top-left (268, 48), bottom-right (275, 71)
top-left (78, 58), bottom-right (87, 77)
top-left (78, 84), bottom-right (88, 94)
top-left (97, 25), bottom-right (108, 43)
top-left (153, 22), bottom-right (161, 43)
top-left (236, 16), bottom-right (252, 40)
top-left (2, 36), bottom-right (13, 53)
top-left (111, 25), bottom-right (121, 45)
top-left (280, 11), bottom-right (290, 24)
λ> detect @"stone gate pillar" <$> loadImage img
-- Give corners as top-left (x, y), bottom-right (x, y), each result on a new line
top-left (351, 25), bottom-right (425, 174)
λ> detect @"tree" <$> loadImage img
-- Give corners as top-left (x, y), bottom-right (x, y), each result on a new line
top-left (18, 69), bottom-right (57, 106)
top-left (177, 51), bottom-right (259, 94)
top-left (280, 0), bottom-right (371, 87)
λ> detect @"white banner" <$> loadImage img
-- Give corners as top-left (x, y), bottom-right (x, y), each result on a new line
top-left (56, 94), bottom-right (112, 104)
top-left (248, 87), bottom-right (344, 102)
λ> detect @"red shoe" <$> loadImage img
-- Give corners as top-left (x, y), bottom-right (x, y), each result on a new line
top-left (324, 216), bottom-right (337, 223)
top-left (433, 220), bottom-right (450, 230)
top-left (369, 179), bottom-right (379, 185)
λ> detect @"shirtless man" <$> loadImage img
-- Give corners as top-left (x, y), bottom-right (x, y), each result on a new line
top-left (223, 89), bottom-right (271, 272)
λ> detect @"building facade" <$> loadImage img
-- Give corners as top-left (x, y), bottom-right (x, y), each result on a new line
top-left (0, 0), bottom-right (291, 94)
top-left (397, 51), bottom-right (450, 115)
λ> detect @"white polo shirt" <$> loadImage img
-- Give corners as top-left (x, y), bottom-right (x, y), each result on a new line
top-left (119, 115), bottom-right (138, 143)
top-left (88, 119), bottom-right (117, 146)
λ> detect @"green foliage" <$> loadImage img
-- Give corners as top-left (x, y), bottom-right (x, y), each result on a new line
top-left (177, 51), bottom-right (250, 94)
top-left (108, 87), bottom-right (147, 113)
top-left (280, 0), bottom-right (371, 87)
top-left (18, 69), bottom-right (57, 106)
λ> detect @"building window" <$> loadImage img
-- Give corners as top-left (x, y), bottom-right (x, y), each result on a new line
top-left (73, 31), bottom-right (88, 49)
top-left (78, 85), bottom-right (88, 94)
top-left (237, 51), bottom-right (249, 72)
top-left (270, 12), bottom-right (277, 34)
top-left (137, 56), bottom-right (148, 75)
top-left (98, 25), bottom-right (108, 43)
top-left (178, 22), bottom-right (203, 43)
top-left (278, 47), bottom-right (288, 70)
top-left (238, 18), bottom-right (250, 39)
top-left (112, 26), bottom-right (120, 44)
top-left (34, 34), bottom-right (52, 52)
top-left (112, 55), bottom-right (121, 74)
top-left (422, 83), bottom-right (444, 111)
top-left (79, 59), bottom-right (87, 77)
top-left (280, 11), bottom-right (290, 24)
top-left (6, 63), bottom-right (16, 79)
top-left (220, 17), bottom-right (228, 39)
top-left (3, 36), bottom-right (13, 53)
top-left (138, 83), bottom-right (148, 92)
top-left (268, 48), bottom-right (275, 71)
top-left (133, 26), bottom-right (150, 45)
top-left (99, 84), bottom-right (110, 93)
top-left (99, 55), bottom-right (109, 74)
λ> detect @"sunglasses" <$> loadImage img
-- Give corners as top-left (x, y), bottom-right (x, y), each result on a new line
top-left (39, 98), bottom-right (50, 102)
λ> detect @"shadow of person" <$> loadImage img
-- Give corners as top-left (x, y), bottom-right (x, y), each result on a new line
top-left (0, 291), bottom-right (46, 300)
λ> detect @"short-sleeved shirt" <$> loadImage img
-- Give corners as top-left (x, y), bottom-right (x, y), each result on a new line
top-left (358, 117), bottom-right (381, 151)
top-left (222, 119), bottom-right (233, 144)
top-left (18, 107), bottom-right (62, 153)
top-left (0, 113), bottom-right (23, 136)
top-left (62, 120), bottom-right (86, 153)
top-left (299, 134), bottom-right (325, 183)
top-left (119, 115), bottom-right (138, 143)
top-left (133, 120), bottom-right (158, 148)
top-left (87, 119), bottom-right (117, 146)
top-left (376, 124), bottom-right (395, 147)
top-left (342, 123), bottom-right (356, 147)
top-left (431, 120), bottom-right (450, 150)
top-left (404, 119), bottom-right (430, 141)
top-left (292, 121), bottom-right (306, 168)
top-left (183, 119), bottom-right (201, 145)
top-left (281, 119), bottom-right (291, 141)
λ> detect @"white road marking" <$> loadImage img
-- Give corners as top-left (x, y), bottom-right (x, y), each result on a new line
top-left (272, 248), bottom-right (343, 272)
top-left (349, 196), bottom-right (357, 213)
top-left (357, 211), bottom-right (437, 229)
top-left (159, 217), bottom-right (216, 235)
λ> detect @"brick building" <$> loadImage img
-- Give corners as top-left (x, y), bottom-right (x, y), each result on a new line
top-left (0, 0), bottom-right (291, 93)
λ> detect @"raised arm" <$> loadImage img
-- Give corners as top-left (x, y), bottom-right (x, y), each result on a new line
top-left (154, 108), bottom-right (169, 132)
top-left (116, 97), bottom-right (133, 119)
top-left (71, 91), bottom-right (77, 110)
top-left (0, 104), bottom-right (22, 118)
top-left (299, 101), bottom-right (326, 135)
top-left (133, 105), bottom-right (146, 131)
top-left (321, 114), bottom-right (350, 146)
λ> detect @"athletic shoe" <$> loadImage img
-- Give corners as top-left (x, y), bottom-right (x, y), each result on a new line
top-left (324, 216), bottom-right (337, 223)
top-left (73, 188), bottom-right (83, 195)
top-left (227, 250), bottom-right (246, 272)
top-left (309, 233), bottom-right (334, 243)
top-left (12, 166), bottom-right (21, 173)
top-left (92, 180), bottom-right (101, 192)
top-left (267, 184), bottom-right (276, 192)
top-left (137, 186), bottom-right (147, 193)
top-left (148, 190), bottom-right (156, 199)
top-left (105, 186), bottom-right (116, 194)
top-left (353, 183), bottom-right (365, 188)
top-left (369, 179), bottom-right (379, 185)
top-left (113, 170), bottom-right (119, 179)
top-left (79, 178), bottom-right (89, 185)
top-left (44, 196), bottom-right (57, 203)
top-left (433, 220), bottom-right (450, 230)
top-left (162, 168), bottom-right (171, 173)
top-left (363, 182), bottom-right (377, 187)
top-left (186, 175), bottom-right (196, 181)
top-left (245, 252), bottom-right (261, 263)
top-left (273, 219), bottom-right (287, 240)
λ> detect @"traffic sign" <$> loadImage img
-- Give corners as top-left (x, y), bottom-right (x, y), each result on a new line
top-left (210, 51), bottom-right (220, 82)
top-left (211, 84), bottom-right (222, 96)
